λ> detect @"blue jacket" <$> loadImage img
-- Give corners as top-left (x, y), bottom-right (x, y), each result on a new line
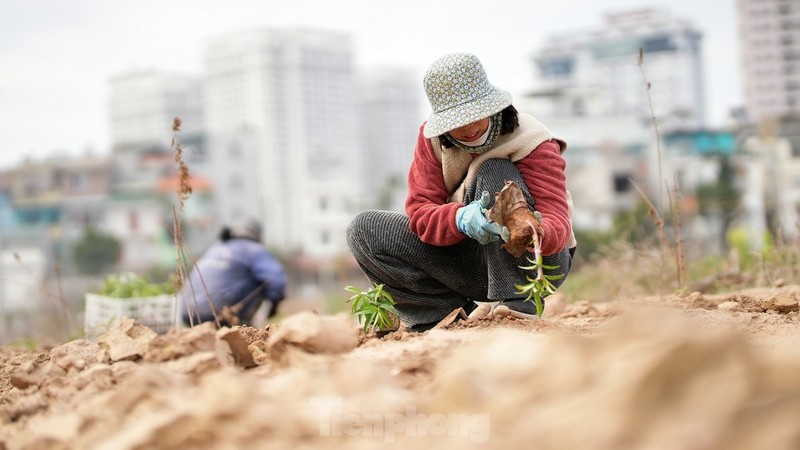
top-left (180, 238), bottom-right (286, 324)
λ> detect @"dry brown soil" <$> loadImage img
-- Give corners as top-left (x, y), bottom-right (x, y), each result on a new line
top-left (1, 287), bottom-right (800, 449)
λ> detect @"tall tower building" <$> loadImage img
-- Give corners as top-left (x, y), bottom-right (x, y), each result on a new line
top-left (529, 8), bottom-right (706, 130)
top-left (109, 70), bottom-right (205, 171)
top-left (108, 69), bottom-right (207, 192)
top-left (357, 67), bottom-right (422, 212)
top-left (204, 28), bottom-right (361, 257)
top-left (739, 0), bottom-right (800, 123)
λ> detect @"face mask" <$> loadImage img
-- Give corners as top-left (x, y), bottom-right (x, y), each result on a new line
top-left (447, 112), bottom-right (502, 154)
top-left (454, 125), bottom-right (491, 147)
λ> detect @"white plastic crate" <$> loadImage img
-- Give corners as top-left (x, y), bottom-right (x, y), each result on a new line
top-left (84, 293), bottom-right (180, 336)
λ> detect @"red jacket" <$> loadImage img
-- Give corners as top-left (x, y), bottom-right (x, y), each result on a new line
top-left (405, 123), bottom-right (571, 256)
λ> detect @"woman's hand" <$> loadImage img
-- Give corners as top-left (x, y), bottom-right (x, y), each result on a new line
top-left (456, 191), bottom-right (508, 245)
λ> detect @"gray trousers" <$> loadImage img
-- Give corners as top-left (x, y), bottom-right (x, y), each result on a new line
top-left (346, 159), bottom-right (573, 327)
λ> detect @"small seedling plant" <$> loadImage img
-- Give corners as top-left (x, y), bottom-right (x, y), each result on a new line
top-left (345, 283), bottom-right (398, 333)
top-left (514, 220), bottom-right (563, 317)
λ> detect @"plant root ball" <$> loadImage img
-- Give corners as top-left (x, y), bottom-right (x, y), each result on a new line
top-left (487, 180), bottom-right (537, 257)
top-left (503, 208), bottom-right (536, 257)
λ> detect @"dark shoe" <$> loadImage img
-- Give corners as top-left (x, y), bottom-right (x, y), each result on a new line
top-left (405, 321), bottom-right (438, 333)
top-left (461, 301), bottom-right (478, 316)
top-left (493, 299), bottom-right (544, 320)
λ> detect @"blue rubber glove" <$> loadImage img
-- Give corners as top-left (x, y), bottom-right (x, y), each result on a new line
top-left (456, 191), bottom-right (508, 245)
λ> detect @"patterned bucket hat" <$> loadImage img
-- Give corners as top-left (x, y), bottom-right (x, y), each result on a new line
top-left (422, 53), bottom-right (512, 138)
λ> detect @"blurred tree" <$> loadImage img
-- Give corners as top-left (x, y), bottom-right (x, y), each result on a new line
top-left (612, 199), bottom-right (659, 244)
top-left (572, 199), bottom-right (661, 265)
top-left (695, 155), bottom-right (741, 251)
top-left (71, 228), bottom-right (121, 275)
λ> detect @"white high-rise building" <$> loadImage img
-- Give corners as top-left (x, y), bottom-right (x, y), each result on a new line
top-left (204, 28), bottom-right (361, 257)
top-left (519, 8), bottom-right (707, 231)
top-left (739, 0), bottom-right (800, 123)
top-left (109, 70), bottom-right (204, 153)
top-left (357, 67), bottom-right (422, 212)
top-left (529, 8), bottom-right (706, 130)
top-left (108, 70), bottom-right (206, 181)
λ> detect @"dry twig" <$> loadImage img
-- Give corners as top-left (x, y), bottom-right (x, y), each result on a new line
top-left (170, 117), bottom-right (220, 328)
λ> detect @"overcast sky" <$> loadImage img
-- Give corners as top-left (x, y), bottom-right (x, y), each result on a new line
top-left (0, 0), bottom-right (741, 169)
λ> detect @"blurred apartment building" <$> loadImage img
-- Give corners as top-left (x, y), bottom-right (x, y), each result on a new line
top-left (519, 8), bottom-right (708, 233)
top-left (527, 7), bottom-right (705, 129)
top-left (3, 156), bottom-right (111, 244)
top-left (0, 155), bottom-right (112, 320)
top-left (738, 0), bottom-right (800, 242)
top-left (109, 70), bottom-right (205, 169)
top-left (357, 67), bottom-right (422, 213)
top-left (739, 0), bottom-right (800, 123)
top-left (204, 27), bottom-right (362, 258)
